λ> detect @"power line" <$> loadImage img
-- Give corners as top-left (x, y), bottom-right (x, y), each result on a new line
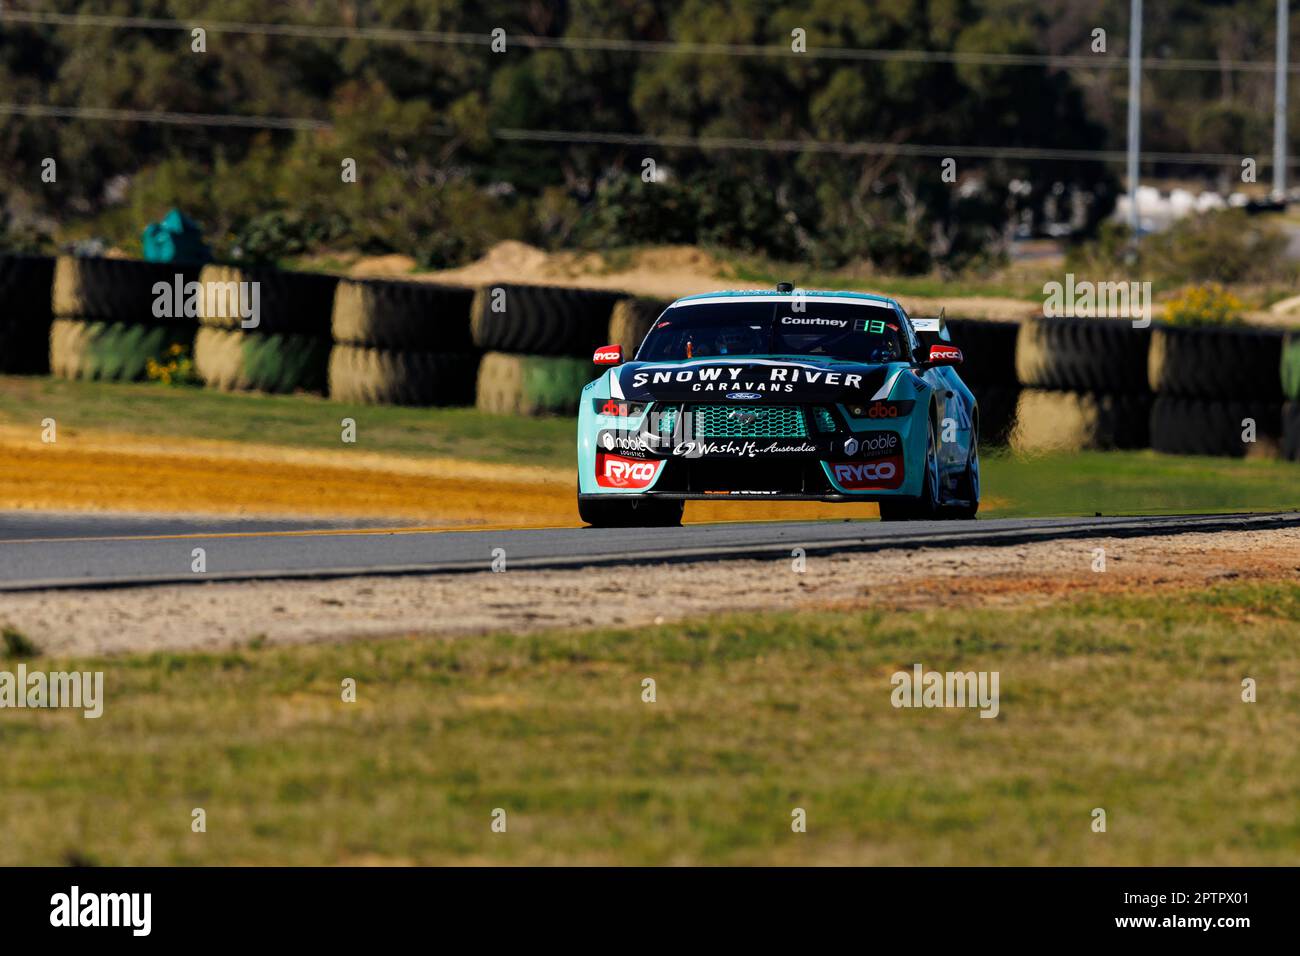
top-left (497, 128), bottom-right (1293, 167)
top-left (3, 100), bottom-right (1293, 168)
top-left (2, 8), bottom-right (1297, 74)
top-left (0, 102), bottom-right (328, 130)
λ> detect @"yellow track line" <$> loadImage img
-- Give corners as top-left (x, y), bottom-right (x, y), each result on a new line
top-left (0, 513), bottom-right (857, 546)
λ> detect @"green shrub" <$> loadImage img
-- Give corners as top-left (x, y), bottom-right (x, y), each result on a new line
top-left (2, 626), bottom-right (39, 659)
top-left (576, 172), bottom-right (802, 261)
top-left (811, 222), bottom-right (932, 274)
top-left (1070, 210), bottom-right (1293, 289)
top-left (1145, 210), bottom-right (1290, 285)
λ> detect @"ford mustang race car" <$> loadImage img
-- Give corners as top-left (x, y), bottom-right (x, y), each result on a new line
top-left (576, 285), bottom-right (980, 527)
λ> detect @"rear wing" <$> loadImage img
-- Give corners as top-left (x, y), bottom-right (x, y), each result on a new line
top-left (910, 308), bottom-right (952, 343)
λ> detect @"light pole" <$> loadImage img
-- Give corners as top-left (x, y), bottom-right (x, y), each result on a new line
top-left (1127, 0), bottom-right (1143, 231)
top-left (1275, 0), bottom-right (1289, 200)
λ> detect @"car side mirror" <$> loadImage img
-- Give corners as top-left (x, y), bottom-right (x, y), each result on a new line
top-left (593, 345), bottom-right (623, 366)
top-left (918, 344), bottom-right (962, 368)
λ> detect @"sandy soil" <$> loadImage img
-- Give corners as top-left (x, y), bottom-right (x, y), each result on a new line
top-left (4, 527), bottom-right (1297, 659)
top-left (0, 424), bottom-right (570, 526)
top-left (0, 424), bottom-right (884, 526)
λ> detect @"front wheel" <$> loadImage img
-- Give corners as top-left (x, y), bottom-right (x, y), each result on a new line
top-left (878, 417), bottom-right (940, 521)
top-left (942, 442), bottom-right (980, 520)
top-left (578, 495), bottom-right (684, 528)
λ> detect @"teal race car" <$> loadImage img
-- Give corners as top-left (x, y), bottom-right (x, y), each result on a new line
top-left (576, 285), bottom-right (980, 527)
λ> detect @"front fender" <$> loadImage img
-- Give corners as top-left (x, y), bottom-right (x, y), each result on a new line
top-left (577, 369), bottom-right (667, 495)
top-left (826, 368), bottom-right (935, 497)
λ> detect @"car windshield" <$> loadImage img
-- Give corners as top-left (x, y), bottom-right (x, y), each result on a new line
top-left (635, 300), bottom-right (908, 363)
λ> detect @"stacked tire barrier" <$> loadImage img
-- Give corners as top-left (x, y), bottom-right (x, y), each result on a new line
top-left (194, 264), bottom-right (337, 394)
top-left (1148, 324), bottom-right (1284, 457)
top-left (608, 297), bottom-right (669, 357)
top-left (944, 319), bottom-right (1021, 445)
top-left (0, 254), bottom-right (56, 374)
top-left (328, 278), bottom-right (479, 406)
top-left (471, 283), bottom-right (624, 416)
top-left (1284, 332), bottom-right (1300, 462)
top-left (1010, 317), bottom-right (1152, 452)
top-left (12, 253), bottom-right (1300, 467)
top-left (50, 256), bottom-right (198, 382)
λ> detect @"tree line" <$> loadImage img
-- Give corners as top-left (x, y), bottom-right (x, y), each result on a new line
top-left (0, 1), bottom-right (1288, 272)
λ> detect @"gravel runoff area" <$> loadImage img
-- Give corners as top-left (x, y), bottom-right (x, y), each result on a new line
top-left (3, 528), bottom-right (1298, 659)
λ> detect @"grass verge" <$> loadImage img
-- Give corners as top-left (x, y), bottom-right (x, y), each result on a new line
top-left (0, 374), bottom-right (575, 469)
top-left (5, 375), bottom-right (1300, 518)
top-left (981, 448), bottom-right (1300, 516)
top-left (1, 581), bottom-right (1296, 865)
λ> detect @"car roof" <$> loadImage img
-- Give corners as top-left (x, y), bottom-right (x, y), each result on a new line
top-left (668, 289), bottom-right (903, 311)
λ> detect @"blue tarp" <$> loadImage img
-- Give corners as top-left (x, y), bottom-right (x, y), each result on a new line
top-left (142, 208), bottom-right (211, 264)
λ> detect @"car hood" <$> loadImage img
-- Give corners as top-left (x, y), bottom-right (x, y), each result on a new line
top-left (613, 356), bottom-right (902, 404)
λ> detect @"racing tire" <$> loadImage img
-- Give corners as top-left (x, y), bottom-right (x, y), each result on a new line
top-left (1015, 317), bottom-right (1151, 393)
top-left (193, 327), bottom-right (331, 394)
top-left (471, 284), bottom-right (624, 356)
top-left (327, 344), bottom-right (480, 406)
top-left (1148, 324), bottom-right (1284, 401)
top-left (50, 318), bottom-right (196, 382)
top-left (1150, 396), bottom-right (1283, 458)
top-left (0, 253), bottom-right (56, 373)
top-left (1010, 389), bottom-right (1150, 452)
top-left (1281, 331), bottom-right (1300, 401)
top-left (578, 495), bottom-right (684, 528)
top-left (878, 418), bottom-right (940, 521)
top-left (0, 253), bottom-right (55, 309)
top-left (1283, 401), bottom-right (1300, 462)
top-left (608, 297), bottom-right (670, 356)
top-left (0, 318), bottom-right (54, 374)
top-left (52, 255), bottom-right (199, 323)
top-left (196, 264), bottom-right (338, 336)
top-left (475, 352), bottom-right (593, 416)
top-left (942, 319), bottom-right (1020, 387)
top-left (331, 278), bottom-right (475, 351)
top-left (968, 385), bottom-right (1019, 446)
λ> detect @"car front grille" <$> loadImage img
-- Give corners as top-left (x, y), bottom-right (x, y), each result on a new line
top-left (689, 404), bottom-right (808, 439)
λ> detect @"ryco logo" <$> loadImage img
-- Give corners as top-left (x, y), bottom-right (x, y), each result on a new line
top-left (596, 453), bottom-right (661, 489)
top-left (831, 455), bottom-right (905, 490)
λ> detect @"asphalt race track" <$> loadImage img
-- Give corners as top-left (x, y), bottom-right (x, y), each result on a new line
top-left (1, 511), bottom-right (1297, 591)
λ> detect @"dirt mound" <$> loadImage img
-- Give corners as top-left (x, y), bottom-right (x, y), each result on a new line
top-left (436, 241), bottom-right (552, 283)
top-left (425, 242), bottom-right (764, 301)
top-left (421, 242), bottom-right (1048, 319)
